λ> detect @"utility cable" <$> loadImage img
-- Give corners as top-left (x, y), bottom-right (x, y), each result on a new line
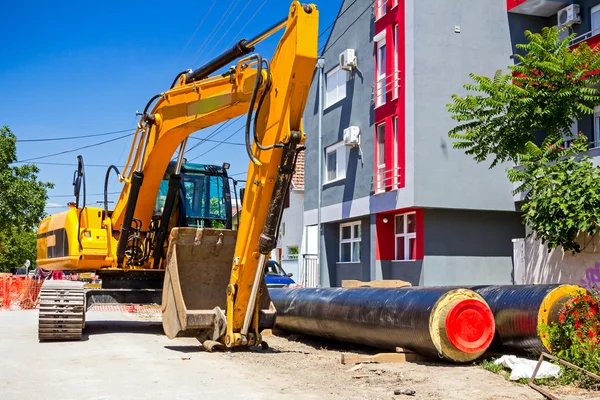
top-left (185, 116), bottom-right (243, 154)
top-left (189, 124), bottom-right (246, 161)
top-left (189, 0), bottom-right (241, 64)
top-left (199, 0), bottom-right (254, 65)
top-left (319, 0), bottom-right (375, 54)
top-left (18, 133), bottom-right (135, 163)
top-left (48, 191), bottom-right (120, 198)
top-left (16, 128), bottom-right (135, 142)
top-left (223, 0), bottom-right (269, 49)
top-left (170, 0), bottom-right (217, 70)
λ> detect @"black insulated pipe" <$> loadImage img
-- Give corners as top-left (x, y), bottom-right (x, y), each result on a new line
top-left (116, 171), bottom-right (144, 266)
top-left (258, 131), bottom-right (301, 254)
top-left (152, 174), bottom-right (182, 266)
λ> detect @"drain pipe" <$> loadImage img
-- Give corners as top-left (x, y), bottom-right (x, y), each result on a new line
top-left (316, 57), bottom-right (325, 288)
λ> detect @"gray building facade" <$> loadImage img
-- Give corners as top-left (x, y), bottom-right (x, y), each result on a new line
top-left (303, 0), bottom-right (525, 288)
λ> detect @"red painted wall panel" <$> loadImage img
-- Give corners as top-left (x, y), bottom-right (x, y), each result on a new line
top-left (506, 0), bottom-right (527, 11)
top-left (375, 208), bottom-right (424, 261)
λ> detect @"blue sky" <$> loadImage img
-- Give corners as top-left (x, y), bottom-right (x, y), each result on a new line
top-left (0, 0), bottom-right (341, 211)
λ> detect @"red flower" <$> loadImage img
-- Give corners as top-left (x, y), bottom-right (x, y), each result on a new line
top-left (559, 313), bottom-right (566, 323)
top-left (575, 321), bottom-right (582, 329)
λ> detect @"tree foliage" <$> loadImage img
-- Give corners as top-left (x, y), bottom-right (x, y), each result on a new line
top-left (449, 27), bottom-right (600, 167)
top-left (448, 27), bottom-right (600, 253)
top-left (0, 126), bottom-right (53, 271)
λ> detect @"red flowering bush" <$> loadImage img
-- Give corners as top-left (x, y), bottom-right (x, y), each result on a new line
top-left (542, 292), bottom-right (600, 388)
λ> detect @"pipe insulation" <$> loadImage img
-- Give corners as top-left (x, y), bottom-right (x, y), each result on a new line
top-left (472, 284), bottom-right (586, 354)
top-left (270, 287), bottom-right (495, 362)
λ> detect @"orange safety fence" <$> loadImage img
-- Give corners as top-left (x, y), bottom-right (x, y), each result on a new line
top-left (0, 276), bottom-right (44, 310)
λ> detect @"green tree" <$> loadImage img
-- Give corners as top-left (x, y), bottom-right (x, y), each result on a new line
top-left (448, 27), bottom-right (600, 253)
top-left (0, 126), bottom-right (53, 271)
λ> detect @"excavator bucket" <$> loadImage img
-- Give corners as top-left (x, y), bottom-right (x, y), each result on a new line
top-left (162, 227), bottom-right (276, 344)
top-left (162, 228), bottom-right (235, 342)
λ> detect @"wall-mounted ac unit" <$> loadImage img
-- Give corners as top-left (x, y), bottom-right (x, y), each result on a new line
top-left (343, 126), bottom-right (360, 147)
top-left (339, 49), bottom-right (357, 71)
top-left (557, 4), bottom-right (580, 28)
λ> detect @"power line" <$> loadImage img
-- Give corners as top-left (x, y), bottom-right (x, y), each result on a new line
top-left (189, 136), bottom-right (244, 146)
top-left (224, 0), bottom-right (269, 49)
top-left (170, 0), bottom-right (218, 70)
top-left (189, 124), bottom-right (246, 162)
top-left (318, 0), bottom-right (361, 40)
top-left (16, 128), bottom-right (135, 143)
top-left (199, 0), bottom-right (255, 65)
top-left (18, 133), bottom-right (135, 163)
top-left (320, 0), bottom-right (375, 54)
top-left (185, 116), bottom-right (243, 154)
top-left (189, 0), bottom-right (241, 64)
top-left (11, 161), bottom-right (126, 168)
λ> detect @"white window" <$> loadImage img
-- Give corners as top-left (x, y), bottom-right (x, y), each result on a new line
top-left (376, 122), bottom-right (386, 193)
top-left (593, 5), bottom-right (600, 36)
top-left (325, 141), bottom-right (347, 183)
top-left (393, 24), bottom-right (399, 99)
top-left (287, 246), bottom-right (299, 260)
top-left (376, 35), bottom-right (387, 107)
top-left (375, 0), bottom-right (386, 20)
top-left (395, 212), bottom-right (416, 261)
top-left (326, 66), bottom-right (347, 107)
top-left (563, 119), bottom-right (578, 148)
top-left (594, 106), bottom-right (600, 149)
top-left (340, 221), bottom-right (361, 262)
top-left (391, 0), bottom-right (398, 8)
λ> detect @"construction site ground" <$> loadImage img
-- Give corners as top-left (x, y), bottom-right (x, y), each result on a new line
top-left (1, 310), bottom-right (598, 400)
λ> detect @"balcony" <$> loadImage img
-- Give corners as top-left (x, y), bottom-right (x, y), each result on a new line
top-left (372, 71), bottom-right (400, 106)
top-left (507, 0), bottom-right (570, 17)
top-left (570, 28), bottom-right (600, 49)
top-left (371, 166), bottom-right (401, 194)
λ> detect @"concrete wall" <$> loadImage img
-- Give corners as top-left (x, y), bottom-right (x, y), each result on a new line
top-left (304, 0), bottom-right (375, 214)
top-left (275, 189), bottom-right (304, 278)
top-left (412, 0), bottom-right (518, 212)
top-left (514, 234), bottom-right (600, 292)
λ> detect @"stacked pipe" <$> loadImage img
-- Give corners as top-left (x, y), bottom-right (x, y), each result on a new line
top-left (269, 287), bottom-right (496, 362)
top-left (471, 284), bottom-right (586, 354)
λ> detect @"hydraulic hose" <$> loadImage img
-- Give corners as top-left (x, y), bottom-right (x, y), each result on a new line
top-left (103, 165), bottom-right (121, 214)
top-left (74, 156), bottom-right (86, 252)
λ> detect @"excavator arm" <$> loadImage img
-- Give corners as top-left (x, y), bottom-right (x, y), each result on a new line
top-left (118, 2), bottom-right (318, 347)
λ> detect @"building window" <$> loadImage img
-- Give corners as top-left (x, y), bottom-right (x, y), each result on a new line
top-left (393, 24), bottom-right (399, 100)
top-left (395, 212), bottom-right (416, 261)
top-left (391, 0), bottom-right (398, 8)
top-left (376, 34), bottom-right (386, 107)
top-left (325, 141), bottom-right (346, 183)
top-left (593, 5), bottom-right (600, 36)
top-left (375, 0), bottom-right (386, 20)
top-left (594, 106), bottom-right (600, 149)
top-left (340, 221), bottom-right (361, 262)
top-left (287, 246), bottom-right (299, 260)
top-left (326, 66), bottom-right (347, 107)
top-left (376, 122), bottom-right (386, 193)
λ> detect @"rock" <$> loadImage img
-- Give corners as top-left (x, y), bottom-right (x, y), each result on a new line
top-left (393, 388), bottom-right (416, 396)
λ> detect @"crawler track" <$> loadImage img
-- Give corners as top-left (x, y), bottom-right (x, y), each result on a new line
top-left (38, 281), bottom-right (85, 341)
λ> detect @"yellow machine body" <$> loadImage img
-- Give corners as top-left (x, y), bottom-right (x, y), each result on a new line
top-left (36, 1), bottom-right (318, 348)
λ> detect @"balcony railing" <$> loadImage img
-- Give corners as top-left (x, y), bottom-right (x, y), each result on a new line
top-left (373, 0), bottom-right (396, 20)
top-left (370, 166), bottom-right (401, 194)
top-left (372, 72), bottom-right (401, 105)
top-left (570, 28), bottom-right (600, 47)
top-left (300, 254), bottom-right (319, 288)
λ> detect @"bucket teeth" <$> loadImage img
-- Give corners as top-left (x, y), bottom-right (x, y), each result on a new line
top-left (38, 281), bottom-right (85, 341)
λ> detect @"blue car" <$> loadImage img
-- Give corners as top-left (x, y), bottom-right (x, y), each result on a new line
top-left (265, 260), bottom-right (295, 288)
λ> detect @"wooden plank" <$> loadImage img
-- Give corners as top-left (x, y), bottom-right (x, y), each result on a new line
top-left (341, 280), bottom-right (411, 289)
top-left (341, 352), bottom-right (427, 365)
top-left (395, 347), bottom-right (416, 354)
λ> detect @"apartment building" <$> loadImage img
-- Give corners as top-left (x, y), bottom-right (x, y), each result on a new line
top-left (301, 0), bottom-right (525, 287)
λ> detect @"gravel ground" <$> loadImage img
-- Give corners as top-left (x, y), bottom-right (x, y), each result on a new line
top-left (0, 309), bottom-right (598, 400)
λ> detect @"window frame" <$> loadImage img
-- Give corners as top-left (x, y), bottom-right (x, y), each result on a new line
top-left (393, 116), bottom-right (399, 188)
top-left (375, 0), bottom-right (387, 20)
top-left (324, 141), bottom-right (347, 184)
top-left (593, 106), bottom-right (600, 149)
top-left (393, 23), bottom-right (399, 100)
top-left (325, 65), bottom-right (347, 108)
top-left (395, 212), bottom-right (417, 261)
top-left (339, 221), bottom-right (362, 263)
top-left (375, 122), bottom-right (386, 193)
top-left (375, 34), bottom-right (387, 107)
top-left (592, 4), bottom-right (600, 36)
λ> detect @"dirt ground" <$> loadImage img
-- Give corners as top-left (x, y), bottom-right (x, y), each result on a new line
top-left (0, 310), bottom-right (598, 400)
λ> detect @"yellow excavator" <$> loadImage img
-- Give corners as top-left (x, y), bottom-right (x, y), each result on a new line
top-left (35, 1), bottom-right (318, 349)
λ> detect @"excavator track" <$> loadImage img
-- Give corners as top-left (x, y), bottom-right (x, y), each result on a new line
top-left (38, 280), bottom-right (85, 341)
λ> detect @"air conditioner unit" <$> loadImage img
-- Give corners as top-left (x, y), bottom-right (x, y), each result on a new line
top-left (557, 4), bottom-right (580, 28)
top-left (339, 49), bottom-right (357, 71)
top-left (343, 126), bottom-right (360, 147)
